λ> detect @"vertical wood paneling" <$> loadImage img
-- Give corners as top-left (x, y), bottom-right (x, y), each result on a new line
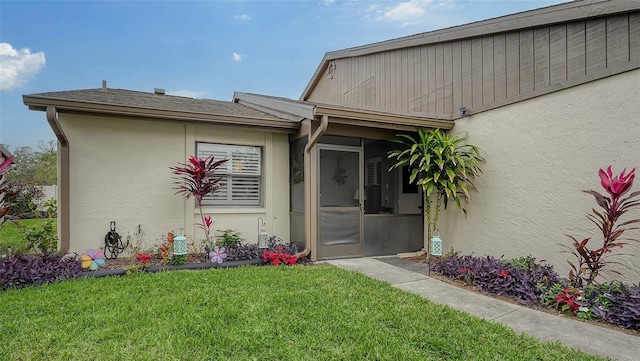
top-left (401, 48), bottom-right (408, 111)
top-left (549, 24), bottom-right (567, 85)
top-left (461, 39), bottom-right (472, 109)
top-left (443, 42), bottom-right (453, 115)
top-left (607, 14), bottom-right (630, 68)
top-left (506, 32), bottom-right (520, 98)
top-left (307, 11), bottom-right (639, 117)
top-left (586, 18), bottom-right (607, 74)
top-left (384, 52), bottom-right (391, 109)
top-left (428, 45), bottom-right (436, 113)
top-left (631, 13), bottom-right (640, 63)
top-left (482, 35), bottom-right (494, 105)
top-left (452, 41), bottom-right (463, 111)
top-left (435, 43), bottom-right (444, 114)
top-left (494, 34), bottom-right (507, 102)
top-left (534, 27), bottom-right (550, 90)
top-left (567, 21), bottom-right (586, 79)
top-left (415, 47), bottom-right (422, 112)
top-left (375, 53), bottom-right (382, 108)
top-left (395, 50), bottom-right (402, 110)
top-left (407, 48), bottom-right (415, 111)
top-left (419, 46), bottom-right (428, 112)
top-left (519, 29), bottom-right (534, 94)
top-left (471, 37), bottom-right (483, 109)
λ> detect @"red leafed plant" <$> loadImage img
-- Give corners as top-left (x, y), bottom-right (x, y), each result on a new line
top-left (171, 155), bottom-right (228, 248)
top-left (564, 166), bottom-right (640, 287)
top-left (263, 250), bottom-right (297, 266)
top-left (0, 154), bottom-right (15, 229)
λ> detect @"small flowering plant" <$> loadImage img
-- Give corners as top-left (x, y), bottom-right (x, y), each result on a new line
top-left (555, 287), bottom-right (591, 318)
top-left (136, 253), bottom-right (151, 268)
top-left (263, 250), bottom-right (297, 266)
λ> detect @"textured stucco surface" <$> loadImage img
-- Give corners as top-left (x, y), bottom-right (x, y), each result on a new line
top-left (439, 69), bottom-right (640, 283)
top-left (59, 114), bottom-right (290, 254)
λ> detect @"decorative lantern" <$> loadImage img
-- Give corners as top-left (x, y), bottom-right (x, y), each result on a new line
top-left (258, 217), bottom-right (269, 249)
top-left (173, 228), bottom-right (188, 256)
top-left (430, 231), bottom-right (443, 256)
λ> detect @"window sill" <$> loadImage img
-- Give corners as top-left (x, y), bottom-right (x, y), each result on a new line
top-left (196, 207), bottom-right (267, 215)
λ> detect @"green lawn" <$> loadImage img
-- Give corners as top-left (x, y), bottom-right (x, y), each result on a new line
top-left (0, 266), bottom-right (607, 361)
top-left (0, 219), bottom-right (53, 254)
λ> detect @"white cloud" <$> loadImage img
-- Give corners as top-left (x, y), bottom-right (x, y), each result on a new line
top-left (321, 0), bottom-right (336, 5)
top-left (168, 90), bottom-right (207, 99)
top-left (233, 52), bottom-right (243, 62)
top-left (0, 43), bottom-right (46, 92)
top-left (384, 0), bottom-right (430, 21)
top-left (233, 14), bottom-right (251, 21)
top-left (378, 0), bottom-right (461, 25)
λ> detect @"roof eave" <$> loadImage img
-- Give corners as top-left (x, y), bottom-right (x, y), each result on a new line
top-left (23, 95), bottom-right (299, 133)
top-left (315, 104), bottom-right (454, 130)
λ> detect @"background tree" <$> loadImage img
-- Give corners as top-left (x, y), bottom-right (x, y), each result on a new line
top-left (388, 128), bottom-right (484, 263)
top-left (4, 140), bottom-right (57, 186)
top-left (1, 141), bottom-right (57, 219)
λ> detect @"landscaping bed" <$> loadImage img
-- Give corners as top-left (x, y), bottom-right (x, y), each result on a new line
top-left (406, 253), bottom-right (640, 335)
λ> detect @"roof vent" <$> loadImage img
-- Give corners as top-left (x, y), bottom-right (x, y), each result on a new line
top-left (154, 88), bottom-right (165, 95)
top-left (102, 80), bottom-right (107, 90)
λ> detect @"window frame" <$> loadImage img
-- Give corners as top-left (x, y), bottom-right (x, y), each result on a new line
top-left (196, 142), bottom-right (263, 207)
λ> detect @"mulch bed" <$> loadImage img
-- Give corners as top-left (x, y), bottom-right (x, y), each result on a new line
top-left (98, 253), bottom-right (208, 271)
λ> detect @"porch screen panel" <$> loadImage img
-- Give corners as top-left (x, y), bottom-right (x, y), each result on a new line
top-left (319, 209), bottom-right (360, 245)
top-left (197, 143), bottom-right (262, 206)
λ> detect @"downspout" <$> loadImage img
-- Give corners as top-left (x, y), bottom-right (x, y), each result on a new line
top-left (46, 107), bottom-right (70, 254)
top-left (295, 114), bottom-right (328, 260)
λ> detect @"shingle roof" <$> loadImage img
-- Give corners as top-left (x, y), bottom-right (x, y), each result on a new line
top-left (25, 88), bottom-right (287, 121)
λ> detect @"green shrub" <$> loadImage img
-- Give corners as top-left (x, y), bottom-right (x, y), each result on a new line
top-left (215, 229), bottom-right (244, 248)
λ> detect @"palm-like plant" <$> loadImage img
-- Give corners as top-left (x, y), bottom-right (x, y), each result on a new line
top-left (388, 128), bottom-right (484, 258)
top-left (170, 155), bottom-right (228, 247)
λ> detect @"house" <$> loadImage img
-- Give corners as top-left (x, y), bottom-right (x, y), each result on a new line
top-left (24, 0), bottom-right (640, 282)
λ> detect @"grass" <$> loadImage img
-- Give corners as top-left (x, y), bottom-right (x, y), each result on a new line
top-left (0, 266), bottom-right (608, 361)
top-left (0, 219), bottom-right (53, 254)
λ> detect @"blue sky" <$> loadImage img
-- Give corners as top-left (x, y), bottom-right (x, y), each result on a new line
top-left (1, 0), bottom-right (566, 149)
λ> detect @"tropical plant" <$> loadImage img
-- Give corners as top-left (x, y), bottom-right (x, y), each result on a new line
top-left (388, 128), bottom-right (484, 259)
top-left (170, 155), bottom-right (228, 249)
top-left (563, 166), bottom-right (639, 287)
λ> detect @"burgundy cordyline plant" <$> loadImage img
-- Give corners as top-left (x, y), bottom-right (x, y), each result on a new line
top-left (564, 166), bottom-right (640, 287)
top-left (0, 154), bottom-right (15, 229)
top-left (171, 155), bottom-right (228, 249)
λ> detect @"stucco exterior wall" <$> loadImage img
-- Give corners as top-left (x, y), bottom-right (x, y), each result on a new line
top-left (59, 114), bottom-right (290, 254)
top-left (439, 69), bottom-right (640, 283)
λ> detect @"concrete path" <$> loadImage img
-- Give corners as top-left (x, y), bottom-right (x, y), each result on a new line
top-left (325, 257), bottom-right (639, 361)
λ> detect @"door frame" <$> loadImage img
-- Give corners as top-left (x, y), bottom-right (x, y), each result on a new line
top-left (316, 144), bottom-right (364, 259)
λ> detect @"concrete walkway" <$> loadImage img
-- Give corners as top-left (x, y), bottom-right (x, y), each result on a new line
top-left (325, 257), bottom-right (638, 361)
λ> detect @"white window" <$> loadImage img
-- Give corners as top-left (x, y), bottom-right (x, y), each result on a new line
top-left (197, 143), bottom-right (262, 206)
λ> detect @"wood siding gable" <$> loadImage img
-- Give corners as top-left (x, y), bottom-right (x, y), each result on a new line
top-left (305, 7), bottom-right (640, 119)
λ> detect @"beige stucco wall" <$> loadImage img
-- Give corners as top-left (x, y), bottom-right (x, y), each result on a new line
top-left (439, 69), bottom-right (640, 283)
top-left (58, 114), bottom-right (290, 254)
